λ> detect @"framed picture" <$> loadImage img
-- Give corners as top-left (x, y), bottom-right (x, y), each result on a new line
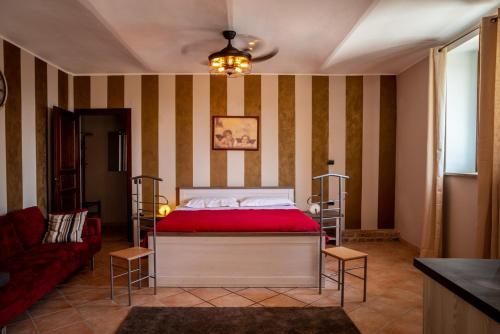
top-left (212, 116), bottom-right (259, 151)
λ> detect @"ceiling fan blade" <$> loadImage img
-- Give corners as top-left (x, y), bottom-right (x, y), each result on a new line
top-left (181, 39), bottom-right (223, 55)
top-left (252, 48), bottom-right (279, 62)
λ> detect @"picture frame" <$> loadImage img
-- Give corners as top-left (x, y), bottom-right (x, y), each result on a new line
top-left (212, 116), bottom-right (260, 151)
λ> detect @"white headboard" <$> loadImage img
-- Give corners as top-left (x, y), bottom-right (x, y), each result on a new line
top-left (178, 187), bottom-right (295, 204)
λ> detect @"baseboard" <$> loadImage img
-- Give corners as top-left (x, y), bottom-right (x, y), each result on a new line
top-left (343, 229), bottom-right (400, 242)
top-left (398, 236), bottom-right (421, 254)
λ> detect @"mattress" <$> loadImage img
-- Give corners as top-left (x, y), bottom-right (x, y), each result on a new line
top-left (155, 207), bottom-right (319, 233)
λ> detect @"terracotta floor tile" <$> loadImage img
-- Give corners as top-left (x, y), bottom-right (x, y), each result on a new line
top-left (259, 294), bottom-right (305, 307)
top-left (193, 302), bottom-right (215, 307)
top-left (225, 287), bottom-right (246, 292)
top-left (236, 288), bottom-right (278, 302)
top-left (43, 321), bottom-right (94, 334)
top-left (28, 298), bottom-right (72, 318)
top-left (190, 288), bottom-right (231, 301)
top-left (159, 291), bottom-right (205, 307)
top-left (33, 308), bottom-right (83, 333)
top-left (86, 308), bottom-right (130, 334)
top-left (284, 288), bottom-right (323, 304)
top-left (348, 305), bottom-right (394, 334)
top-left (210, 293), bottom-right (254, 307)
top-left (6, 319), bottom-right (38, 334)
top-left (268, 287), bottom-right (294, 293)
top-left (75, 299), bottom-right (127, 320)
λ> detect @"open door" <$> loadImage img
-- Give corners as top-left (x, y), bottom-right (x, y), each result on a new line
top-left (52, 107), bottom-right (80, 211)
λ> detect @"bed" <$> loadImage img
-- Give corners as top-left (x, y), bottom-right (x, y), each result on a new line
top-left (147, 187), bottom-right (323, 287)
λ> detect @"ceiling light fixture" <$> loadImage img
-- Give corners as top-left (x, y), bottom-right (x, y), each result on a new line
top-left (208, 30), bottom-right (251, 77)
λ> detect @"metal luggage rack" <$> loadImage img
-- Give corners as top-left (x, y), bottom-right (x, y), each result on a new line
top-left (311, 173), bottom-right (349, 246)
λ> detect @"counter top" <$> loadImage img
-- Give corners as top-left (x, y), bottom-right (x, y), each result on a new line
top-left (414, 258), bottom-right (500, 322)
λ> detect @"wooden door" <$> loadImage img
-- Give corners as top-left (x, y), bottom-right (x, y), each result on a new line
top-left (52, 107), bottom-right (80, 211)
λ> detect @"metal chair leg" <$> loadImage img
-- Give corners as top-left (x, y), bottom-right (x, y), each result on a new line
top-left (363, 257), bottom-right (367, 302)
top-left (337, 259), bottom-right (341, 290)
top-left (127, 260), bottom-right (132, 306)
top-left (138, 257), bottom-right (142, 289)
top-left (340, 260), bottom-right (345, 307)
top-left (90, 255), bottom-right (95, 271)
top-left (110, 256), bottom-right (114, 301)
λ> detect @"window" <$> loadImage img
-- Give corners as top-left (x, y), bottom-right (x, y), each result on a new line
top-left (445, 34), bottom-right (479, 174)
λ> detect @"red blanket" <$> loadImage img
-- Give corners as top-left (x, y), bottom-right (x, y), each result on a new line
top-left (156, 209), bottom-right (319, 233)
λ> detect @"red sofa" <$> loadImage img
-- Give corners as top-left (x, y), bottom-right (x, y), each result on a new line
top-left (0, 206), bottom-right (102, 326)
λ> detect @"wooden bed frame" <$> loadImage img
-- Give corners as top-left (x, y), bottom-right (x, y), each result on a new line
top-left (148, 187), bottom-right (322, 287)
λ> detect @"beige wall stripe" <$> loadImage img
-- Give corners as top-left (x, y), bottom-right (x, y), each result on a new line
top-left (192, 75), bottom-right (210, 187)
top-left (330, 76), bottom-right (346, 216)
top-left (74, 76), bottom-right (90, 109)
top-left (141, 75), bottom-right (159, 208)
top-left (295, 75), bottom-right (312, 210)
top-left (311, 76), bottom-right (329, 203)
top-left (21, 50), bottom-right (37, 208)
top-left (278, 75), bottom-right (295, 188)
top-left (210, 75), bottom-right (227, 187)
top-left (361, 76), bottom-right (380, 230)
top-left (227, 76), bottom-right (245, 186)
top-left (244, 75), bottom-right (262, 187)
top-left (158, 75), bottom-right (176, 205)
top-left (108, 75), bottom-right (125, 108)
top-left (378, 75), bottom-right (397, 229)
top-left (345, 76), bottom-right (363, 229)
top-left (261, 75), bottom-right (278, 186)
top-left (175, 75), bottom-right (193, 201)
top-left (4, 41), bottom-right (23, 211)
top-left (35, 58), bottom-right (47, 215)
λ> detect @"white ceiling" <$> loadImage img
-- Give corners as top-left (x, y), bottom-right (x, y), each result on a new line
top-left (0, 0), bottom-right (498, 75)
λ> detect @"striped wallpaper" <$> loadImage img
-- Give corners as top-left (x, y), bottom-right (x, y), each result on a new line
top-left (0, 37), bottom-right (397, 230)
top-left (0, 39), bottom-right (74, 216)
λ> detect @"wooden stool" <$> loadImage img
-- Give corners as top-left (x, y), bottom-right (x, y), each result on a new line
top-left (320, 246), bottom-right (368, 307)
top-left (109, 246), bottom-right (156, 305)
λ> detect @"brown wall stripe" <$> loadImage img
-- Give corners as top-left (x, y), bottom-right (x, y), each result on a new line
top-left (378, 75), bottom-right (397, 229)
top-left (311, 76), bottom-right (329, 198)
top-left (141, 75), bottom-right (159, 209)
top-left (107, 75), bottom-right (125, 108)
top-left (345, 76), bottom-right (363, 229)
top-left (278, 75), bottom-right (295, 187)
top-left (4, 41), bottom-right (22, 211)
top-left (244, 75), bottom-right (261, 187)
top-left (210, 75), bottom-right (227, 187)
top-left (74, 76), bottom-right (90, 109)
top-left (57, 70), bottom-right (68, 109)
top-left (175, 75), bottom-right (193, 199)
top-left (35, 58), bottom-right (48, 215)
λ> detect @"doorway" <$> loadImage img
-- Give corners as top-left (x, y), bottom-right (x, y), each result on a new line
top-left (79, 108), bottom-right (132, 240)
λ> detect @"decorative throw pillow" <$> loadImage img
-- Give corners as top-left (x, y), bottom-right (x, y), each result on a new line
top-left (43, 210), bottom-right (88, 243)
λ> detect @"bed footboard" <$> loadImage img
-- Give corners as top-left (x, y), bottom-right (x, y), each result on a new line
top-left (148, 233), bottom-right (321, 287)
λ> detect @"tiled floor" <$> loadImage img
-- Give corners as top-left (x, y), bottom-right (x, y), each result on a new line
top-left (6, 233), bottom-right (423, 334)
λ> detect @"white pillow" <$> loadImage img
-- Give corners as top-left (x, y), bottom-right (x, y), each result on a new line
top-left (239, 197), bottom-right (295, 207)
top-left (185, 197), bottom-right (239, 208)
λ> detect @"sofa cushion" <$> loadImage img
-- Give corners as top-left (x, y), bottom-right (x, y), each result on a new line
top-left (0, 216), bottom-right (23, 263)
top-left (43, 210), bottom-right (87, 244)
top-left (8, 207), bottom-right (46, 248)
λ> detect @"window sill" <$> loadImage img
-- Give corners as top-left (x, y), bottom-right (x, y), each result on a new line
top-left (444, 172), bottom-right (478, 178)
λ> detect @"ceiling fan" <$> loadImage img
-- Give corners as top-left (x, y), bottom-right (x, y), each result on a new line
top-left (182, 30), bottom-right (278, 77)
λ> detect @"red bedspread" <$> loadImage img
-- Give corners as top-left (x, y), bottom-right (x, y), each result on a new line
top-left (156, 209), bottom-right (319, 233)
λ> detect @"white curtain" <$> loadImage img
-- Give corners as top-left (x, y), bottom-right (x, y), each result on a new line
top-left (420, 47), bottom-right (447, 258)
